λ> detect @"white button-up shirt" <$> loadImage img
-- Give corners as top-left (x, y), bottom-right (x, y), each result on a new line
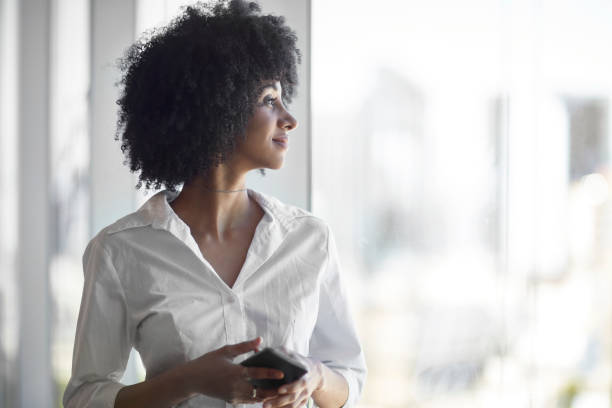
top-left (63, 189), bottom-right (367, 408)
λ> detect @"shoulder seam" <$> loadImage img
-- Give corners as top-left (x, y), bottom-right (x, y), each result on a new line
top-left (105, 223), bottom-right (151, 235)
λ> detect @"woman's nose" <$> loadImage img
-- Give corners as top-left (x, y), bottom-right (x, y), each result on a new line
top-left (280, 110), bottom-right (298, 131)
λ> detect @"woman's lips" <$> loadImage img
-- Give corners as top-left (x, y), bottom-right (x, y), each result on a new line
top-left (272, 137), bottom-right (288, 149)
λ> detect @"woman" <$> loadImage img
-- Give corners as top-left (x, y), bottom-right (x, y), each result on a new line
top-left (63, 1), bottom-right (366, 407)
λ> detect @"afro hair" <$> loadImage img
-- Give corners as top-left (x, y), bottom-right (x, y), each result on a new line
top-left (115, 0), bottom-right (301, 191)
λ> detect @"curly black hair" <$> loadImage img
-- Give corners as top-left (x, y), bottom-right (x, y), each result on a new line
top-left (115, 0), bottom-right (301, 191)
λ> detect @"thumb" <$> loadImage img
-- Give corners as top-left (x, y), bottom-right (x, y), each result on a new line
top-left (224, 337), bottom-right (262, 358)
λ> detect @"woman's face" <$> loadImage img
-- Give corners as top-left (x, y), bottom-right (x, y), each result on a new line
top-left (233, 80), bottom-right (298, 171)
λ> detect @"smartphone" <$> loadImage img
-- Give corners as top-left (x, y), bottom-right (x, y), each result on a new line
top-left (240, 347), bottom-right (308, 389)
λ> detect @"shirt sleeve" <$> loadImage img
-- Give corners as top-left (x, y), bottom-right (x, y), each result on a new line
top-left (308, 225), bottom-right (367, 407)
top-left (63, 238), bottom-right (133, 408)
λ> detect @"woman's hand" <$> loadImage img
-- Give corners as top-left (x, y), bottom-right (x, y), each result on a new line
top-left (186, 337), bottom-right (285, 405)
top-left (262, 350), bottom-right (325, 408)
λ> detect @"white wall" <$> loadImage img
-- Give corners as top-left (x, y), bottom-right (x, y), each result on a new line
top-left (90, 0), bottom-right (138, 236)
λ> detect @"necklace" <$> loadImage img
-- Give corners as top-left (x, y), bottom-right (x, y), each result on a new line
top-left (204, 185), bottom-right (248, 193)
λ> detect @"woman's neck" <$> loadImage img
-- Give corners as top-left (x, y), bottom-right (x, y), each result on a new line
top-left (170, 169), bottom-right (254, 242)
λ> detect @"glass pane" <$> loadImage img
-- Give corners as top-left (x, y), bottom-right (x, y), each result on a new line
top-left (49, 0), bottom-right (90, 405)
top-left (0, 0), bottom-right (19, 406)
top-left (312, 0), bottom-right (612, 407)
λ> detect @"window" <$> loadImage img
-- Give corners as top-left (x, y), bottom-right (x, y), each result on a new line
top-left (312, 1), bottom-right (612, 406)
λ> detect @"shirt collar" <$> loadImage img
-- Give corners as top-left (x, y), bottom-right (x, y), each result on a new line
top-left (104, 188), bottom-right (301, 292)
top-left (105, 188), bottom-right (296, 236)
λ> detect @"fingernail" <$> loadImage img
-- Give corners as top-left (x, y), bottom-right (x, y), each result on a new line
top-left (279, 387), bottom-right (287, 394)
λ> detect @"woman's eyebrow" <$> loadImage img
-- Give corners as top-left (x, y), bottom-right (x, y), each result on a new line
top-left (257, 82), bottom-right (279, 94)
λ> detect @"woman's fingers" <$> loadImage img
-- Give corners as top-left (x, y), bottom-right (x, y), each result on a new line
top-left (253, 387), bottom-right (278, 400)
top-left (244, 366), bottom-right (285, 380)
top-left (224, 337), bottom-right (263, 357)
top-left (278, 378), bottom-right (306, 395)
top-left (263, 379), bottom-right (309, 408)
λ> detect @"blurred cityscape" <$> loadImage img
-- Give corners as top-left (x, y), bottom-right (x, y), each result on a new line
top-left (311, 1), bottom-right (612, 407)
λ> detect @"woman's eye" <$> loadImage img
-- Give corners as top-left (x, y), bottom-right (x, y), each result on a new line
top-left (264, 97), bottom-right (277, 107)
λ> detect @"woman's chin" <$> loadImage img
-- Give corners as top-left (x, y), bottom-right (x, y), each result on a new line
top-left (267, 157), bottom-right (285, 170)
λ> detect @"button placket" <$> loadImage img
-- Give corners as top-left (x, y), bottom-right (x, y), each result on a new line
top-left (237, 290), bottom-right (248, 341)
top-left (225, 294), bottom-right (236, 344)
